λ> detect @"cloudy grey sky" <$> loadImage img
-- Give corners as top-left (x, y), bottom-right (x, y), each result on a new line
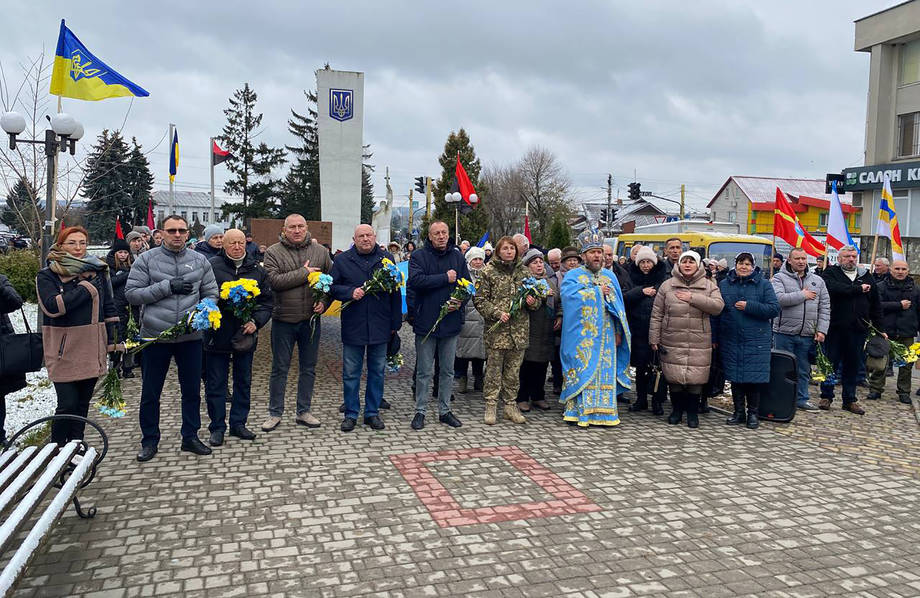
top-left (0, 0), bottom-right (900, 212)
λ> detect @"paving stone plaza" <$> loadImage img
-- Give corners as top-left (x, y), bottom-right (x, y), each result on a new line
top-left (14, 319), bottom-right (920, 598)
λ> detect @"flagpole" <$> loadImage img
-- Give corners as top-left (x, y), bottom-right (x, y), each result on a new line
top-left (168, 123), bottom-right (175, 214)
top-left (209, 137), bottom-right (215, 225)
top-left (51, 95), bottom-right (62, 236)
top-left (870, 229), bottom-right (880, 266)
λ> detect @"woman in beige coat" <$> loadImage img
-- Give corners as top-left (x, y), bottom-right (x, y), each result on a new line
top-left (649, 250), bottom-right (724, 428)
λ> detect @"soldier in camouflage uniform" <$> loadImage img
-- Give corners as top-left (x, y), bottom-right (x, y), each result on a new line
top-left (473, 236), bottom-right (538, 425)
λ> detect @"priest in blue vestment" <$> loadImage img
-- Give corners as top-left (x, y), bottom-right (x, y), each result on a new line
top-left (559, 230), bottom-right (631, 426)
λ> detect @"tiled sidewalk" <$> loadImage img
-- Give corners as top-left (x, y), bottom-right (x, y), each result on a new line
top-left (12, 319), bottom-right (920, 597)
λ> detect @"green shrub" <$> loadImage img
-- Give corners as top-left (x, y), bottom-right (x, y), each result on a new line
top-left (0, 249), bottom-right (40, 302)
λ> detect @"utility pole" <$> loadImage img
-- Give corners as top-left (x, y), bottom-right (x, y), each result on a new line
top-left (606, 174), bottom-right (613, 236)
top-left (407, 188), bottom-right (414, 241)
top-left (168, 123), bottom-right (175, 213)
top-left (680, 184), bottom-right (686, 219)
top-left (425, 176), bottom-right (432, 220)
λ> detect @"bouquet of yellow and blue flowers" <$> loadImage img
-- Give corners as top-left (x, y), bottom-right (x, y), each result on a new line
top-left (340, 257), bottom-right (404, 310)
top-left (487, 276), bottom-right (551, 333)
top-left (220, 278), bottom-right (261, 323)
top-left (99, 298), bottom-right (222, 418)
top-left (424, 277), bottom-right (476, 342)
top-left (811, 342), bottom-right (834, 383)
top-left (308, 271), bottom-right (333, 339)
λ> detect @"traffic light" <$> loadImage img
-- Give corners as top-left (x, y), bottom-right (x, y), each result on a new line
top-left (628, 182), bottom-right (641, 201)
top-left (414, 176), bottom-right (426, 194)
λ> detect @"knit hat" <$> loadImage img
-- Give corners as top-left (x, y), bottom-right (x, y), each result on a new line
top-left (132, 225), bottom-right (150, 235)
top-left (717, 258), bottom-right (728, 269)
top-left (111, 238), bottom-right (130, 253)
top-left (465, 246), bottom-right (485, 264)
top-left (203, 224), bottom-right (224, 242)
top-left (678, 250), bottom-right (701, 266)
top-left (522, 248), bottom-right (544, 266)
top-left (561, 246), bottom-right (581, 262)
top-left (483, 242), bottom-right (494, 252)
top-left (125, 231), bottom-right (143, 244)
top-left (634, 246), bottom-right (658, 265)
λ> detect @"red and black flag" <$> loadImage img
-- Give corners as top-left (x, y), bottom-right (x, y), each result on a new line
top-left (212, 139), bottom-right (232, 166)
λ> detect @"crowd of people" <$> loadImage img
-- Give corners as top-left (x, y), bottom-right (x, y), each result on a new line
top-left (0, 214), bottom-right (914, 458)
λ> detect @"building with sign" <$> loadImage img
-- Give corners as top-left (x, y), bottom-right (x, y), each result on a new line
top-left (707, 176), bottom-right (859, 242)
top-left (843, 1), bottom-right (920, 262)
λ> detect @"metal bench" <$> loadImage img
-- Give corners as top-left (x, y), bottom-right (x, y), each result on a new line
top-left (0, 415), bottom-right (108, 597)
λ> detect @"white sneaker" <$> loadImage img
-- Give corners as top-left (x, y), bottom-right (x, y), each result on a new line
top-left (295, 412), bottom-right (321, 428)
top-left (261, 416), bottom-right (282, 432)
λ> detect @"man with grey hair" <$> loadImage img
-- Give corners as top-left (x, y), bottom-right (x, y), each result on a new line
top-left (772, 247), bottom-right (830, 411)
top-left (819, 245), bottom-right (884, 414)
top-left (546, 248), bottom-right (562, 273)
top-left (513, 233), bottom-right (530, 257)
top-left (873, 257), bottom-right (890, 284)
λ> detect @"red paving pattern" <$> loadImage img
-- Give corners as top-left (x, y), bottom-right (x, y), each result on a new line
top-left (389, 445), bottom-right (601, 527)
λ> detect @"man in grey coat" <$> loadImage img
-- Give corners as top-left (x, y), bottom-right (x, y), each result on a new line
top-left (771, 247), bottom-right (830, 411)
top-left (126, 215), bottom-right (219, 462)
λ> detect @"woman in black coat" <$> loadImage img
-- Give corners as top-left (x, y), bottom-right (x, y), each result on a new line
top-left (622, 246), bottom-right (669, 414)
top-left (0, 274), bottom-right (27, 445)
top-left (106, 239), bottom-right (137, 377)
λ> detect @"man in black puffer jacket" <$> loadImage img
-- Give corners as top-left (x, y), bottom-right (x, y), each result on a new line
top-left (204, 229), bottom-right (273, 445)
top-left (868, 259), bottom-right (919, 404)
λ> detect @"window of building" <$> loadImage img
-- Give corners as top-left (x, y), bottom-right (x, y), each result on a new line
top-left (900, 40), bottom-right (920, 86)
top-left (158, 210), bottom-right (165, 225)
top-left (897, 112), bottom-right (920, 157)
top-left (727, 212), bottom-right (735, 223)
top-left (180, 211), bottom-right (187, 221)
top-left (202, 212), bottom-right (209, 223)
top-left (818, 212), bottom-right (828, 227)
top-left (192, 211), bottom-right (198, 223)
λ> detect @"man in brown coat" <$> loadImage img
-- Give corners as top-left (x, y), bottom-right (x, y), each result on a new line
top-left (262, 214), bottom-right (333, 432)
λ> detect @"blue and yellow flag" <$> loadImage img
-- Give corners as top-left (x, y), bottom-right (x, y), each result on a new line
top-left (49, 20), bottom-right (149, 101)
top-left (169, 130), bottom-right (179, 183)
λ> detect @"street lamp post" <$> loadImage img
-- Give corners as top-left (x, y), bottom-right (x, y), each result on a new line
top-left (443, 190), bottom-right (478, 244)
top-left (1, 111), bottom-right (84, 264)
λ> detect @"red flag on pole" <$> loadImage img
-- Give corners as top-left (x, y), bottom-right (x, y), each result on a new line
top-left (773, 188), bottom-right (825, 257)
top-left (524, 215), bottom-right (531, 242)
top-left (455, 155), bottom-right (476, 208)
top-left (146, 199), bottom-right (155, 230)
top-left (212, 140), bottom-right (232, 165)
top-left (115, 217), bottom-right (124, 239)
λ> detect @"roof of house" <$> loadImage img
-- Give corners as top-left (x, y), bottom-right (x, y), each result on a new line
top-left (707, 176), bottom-right (854, 208)
top-left (151, 190), bottom-right (240, 209)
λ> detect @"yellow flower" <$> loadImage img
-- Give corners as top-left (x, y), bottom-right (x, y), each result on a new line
top-left (208, 309), bottom-right (222, 329)
top-left (382, 258), bottom-right (394, 267)
top-left (308, 271), bottom-right (321, 285)
top-left (911, 342), bottom-right (920, 352)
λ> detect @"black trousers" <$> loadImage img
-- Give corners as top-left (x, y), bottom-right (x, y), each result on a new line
top-left (551, 345), bottom-right (563, 391)
top-left (730, 382), bottom-right (761, 411)
top-left (517, 360), bottom-right (549, 403)
top-left (52, 377), bottom-right (98, 444)
top-left (454, 357), bottom-right (484, 381)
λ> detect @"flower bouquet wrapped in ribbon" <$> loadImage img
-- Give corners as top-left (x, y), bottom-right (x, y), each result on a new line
top-left (386, 353), bottom-right (404, 373)
top-left (340, 257), bottom-right (404, 311)
top-left (220, 278), bottom-right (261, 323)
top-left (307, 271), bottom-right (333, 339)
top-left (811, 342), bottom-right (834, 383)
top-left (487, 276), bottom-right (551, 333)
top-left (97, 299), bottom-right (221, 417)
top-left (424, 277), bottom-right (476, 342)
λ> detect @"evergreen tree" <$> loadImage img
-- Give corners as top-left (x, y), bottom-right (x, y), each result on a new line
top-left (280, 90), bottom-right (321, 220)
top-left (1, 177), bottom-right (41, 239)
top-left (428, 129), bottom-right (489, 243)
top-left (219, 83), bottom-right (287, 221)
top-left (545, 213), bottom-right (572, 249)
top-left (83, 129), bottom-right (132, 241)
top-left (124, 138), bottom-right (154, 225)
top-left (361, 145), bottom-right (374, 225)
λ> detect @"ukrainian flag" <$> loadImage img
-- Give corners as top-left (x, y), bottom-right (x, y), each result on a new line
top-left (49, 20), bottom-right (149, 101)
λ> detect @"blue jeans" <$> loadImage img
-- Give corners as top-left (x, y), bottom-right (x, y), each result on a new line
top-left (205, 350), bottom-right (254, 432)
top-left (819, 328), bottom-right (867, 404)
top-left (774, 333), bottom-right (813, 406)
top-left (139, 340), bottom-right (203, 447)
top-left (343, 343), bottom-right (386, 420)
top-left (268, 319), bottom-right (320, 417)
top-left (414, 334), bottom-right (458, 416)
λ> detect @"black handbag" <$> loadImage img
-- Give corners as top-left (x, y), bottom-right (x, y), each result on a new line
top-left (0, 308), bottom-right (44, 376)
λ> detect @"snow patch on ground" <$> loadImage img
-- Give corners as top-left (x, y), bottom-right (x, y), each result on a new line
top-left (4, 303), bottom-right (56, 437)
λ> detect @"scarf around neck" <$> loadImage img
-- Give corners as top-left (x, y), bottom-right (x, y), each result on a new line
top-left (47, 245), bottom-right (108, 278)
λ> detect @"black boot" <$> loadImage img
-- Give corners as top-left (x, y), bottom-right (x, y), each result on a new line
top-left (686, 394), bottom-right (699, 428)
top-left (726, 396), bottom-right (745, 425)
top-left (699, 395), bottom-right (710, 414)
top-left (667, 393), bottom-right (683, 425)
top-left (629, 394), bottom-right (648, 412)
top-left (651, 398), bottom-right (664, 416)
top-left (746, 409), bottom-right (759, 429)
